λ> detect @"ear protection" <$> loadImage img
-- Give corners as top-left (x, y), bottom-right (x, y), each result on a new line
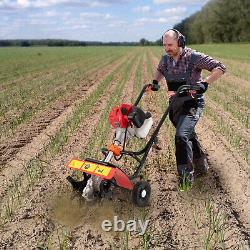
top-left (162, 29), bottom-right (186, 48)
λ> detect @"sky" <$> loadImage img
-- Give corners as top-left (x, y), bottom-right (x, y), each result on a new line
top-left (0, 0), bottom-right (209, 42)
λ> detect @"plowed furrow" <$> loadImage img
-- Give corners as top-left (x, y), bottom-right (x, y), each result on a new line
top-left (0, 54), bottom-right (131, 201)
top-left (0, 53), bottom-right (139, 249)
top-left (70, 51), bottom-right (142, 250)
top-left (0, 54), bottom-right (130, 168)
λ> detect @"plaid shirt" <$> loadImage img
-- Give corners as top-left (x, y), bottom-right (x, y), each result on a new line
top-left (157, 47), bottom-right (226, 87)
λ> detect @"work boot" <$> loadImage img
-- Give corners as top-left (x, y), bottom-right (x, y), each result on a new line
top-left (177, 165), bottom-right (194, 192)
top-left (193, 155), bottom-right (209, 176)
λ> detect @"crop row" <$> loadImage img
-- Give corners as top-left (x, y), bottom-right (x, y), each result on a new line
top-left (49, 49), bottom-right (147, 249)
top-left (0, 49), bottom-right (130, 139)
top-left (0, 49), bottom-right (137, 227)
top-left (0, 47), bottom-right (129, 83)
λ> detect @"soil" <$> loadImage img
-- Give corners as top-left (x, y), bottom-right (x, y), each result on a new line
top-left (0, 49), bottom-right (249, 250)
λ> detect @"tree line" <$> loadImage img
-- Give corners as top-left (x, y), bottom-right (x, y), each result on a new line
top-left (174, 0), bottom-right (250, 44)
top-left (0, 39), bottom-right (161, 47)
top-left (0, 39), bottom-right (87, 47)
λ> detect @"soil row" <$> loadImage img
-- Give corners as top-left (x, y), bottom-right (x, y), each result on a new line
top-left (0, 51), bottom-right (141, 249)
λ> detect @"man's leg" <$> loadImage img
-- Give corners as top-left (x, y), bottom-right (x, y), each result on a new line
top-left (175, 106), bottom-right (204, 188)
top-left (190, 132), bottom-right (209, 175)
top-left (190, 132), bottom-right (205, 159)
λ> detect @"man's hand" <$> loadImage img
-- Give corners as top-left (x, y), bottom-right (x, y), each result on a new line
top-left (151, 80), bottom-right (160, 91)
top-left (196, 81), bottom-right (209, 94)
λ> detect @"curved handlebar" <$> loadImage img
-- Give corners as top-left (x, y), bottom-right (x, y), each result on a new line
top-left (133, 84), bottom-right (150, 106)
top-left (133, 84), bottom-right (200, 107)
top-left (175, 84), bottom-right (200, 94)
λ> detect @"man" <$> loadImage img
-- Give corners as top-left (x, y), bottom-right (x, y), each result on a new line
top-left (150, 29), bottom-right (226, 190)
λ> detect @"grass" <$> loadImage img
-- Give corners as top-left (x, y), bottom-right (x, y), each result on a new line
top-left (0, 47), bottom-right (129, 82)
top-left (204, 106), bottom-right (250, 163)
top-left (82, 53), bottom-right (135, 159)
top-left (202, 72), bottom-right (250, 129)
top-left (178, 173), bottom-right (193, 192)
top-left (0, 50), bottom-right (138, 225)
top-left (191, 197), bottom-right (228, 250)
top-left (0, 49), bottom-right (140, 227)
top-left (36, 227), bottom-right (70, 250)
top-left (190, 43), bottom-right (250, 63)
top-left (0, 158), bottom-right (46, 224)
top-left (57, 227), bottom-right (71, 250)
top-left (0, 48), bottom-right (128, 139)
top-left (0, 45), bottom-right (249, 249)
top-left (47, 52), bottom-right (136, 156)
top-left (204, 198), bottom-right (227, 250)
top-left (140, 207), bottom-right (151, 249)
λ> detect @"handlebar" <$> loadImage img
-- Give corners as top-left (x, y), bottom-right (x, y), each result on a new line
top-left (133, 84), bottom-right (200, 107)
top-left (176, 84), bottom-right (200, 93)
top-left (133, 85), bottom-right (149, 106)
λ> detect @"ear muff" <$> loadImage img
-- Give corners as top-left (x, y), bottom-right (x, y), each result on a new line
top-left (162, 29), bottom-right (186, 49)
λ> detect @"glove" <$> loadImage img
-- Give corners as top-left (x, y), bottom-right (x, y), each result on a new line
top-left (196, 81), bottom-right (209, 94)
top-left (151, 80), bottom-right (160, 91)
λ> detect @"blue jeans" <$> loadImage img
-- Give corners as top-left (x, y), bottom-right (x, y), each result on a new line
top-left (169, 97), bottom-right (205, 176)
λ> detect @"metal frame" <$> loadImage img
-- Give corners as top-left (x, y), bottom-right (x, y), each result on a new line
top-left (121, 84), bottom-right (200, 179)
top-left (86, 84), bottom-right (200, 181)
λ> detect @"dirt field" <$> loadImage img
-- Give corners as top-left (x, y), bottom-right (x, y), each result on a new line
top-left (0, 45), bottom-right (249, 249)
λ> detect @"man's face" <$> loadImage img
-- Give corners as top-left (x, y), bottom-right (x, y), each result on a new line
top-left (162, 36), bottom-right (180, 57)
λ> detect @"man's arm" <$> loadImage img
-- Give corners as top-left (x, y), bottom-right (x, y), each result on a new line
top-left (195, 53), bottom-right (226, 85)
top-left (150, 70), bottom-right (164, 91)
top-left (154, 69), bottom-right (164, 82)
top-left (153, 55), bottom-right (166, 84)
top-left (194, 53), bottom-right (226, 94)
top-left (204, 68), bottom-right (224, 84)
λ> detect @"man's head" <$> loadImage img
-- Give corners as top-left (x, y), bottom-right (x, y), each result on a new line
top-left (162, 29), bottom-right (185, 57)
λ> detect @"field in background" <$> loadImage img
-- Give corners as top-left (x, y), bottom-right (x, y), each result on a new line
top-left (0, 45), bottom-right (249, 249)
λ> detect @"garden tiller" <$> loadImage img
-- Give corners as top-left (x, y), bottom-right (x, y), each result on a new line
top-left (66, 84), bottom-right (200, 207)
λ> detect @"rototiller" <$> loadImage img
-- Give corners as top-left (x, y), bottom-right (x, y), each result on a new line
top-left (66, 84), bottom-right (200, 207)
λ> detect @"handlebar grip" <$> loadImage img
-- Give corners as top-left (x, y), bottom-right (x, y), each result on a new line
top-left (176, 84), bottom-right (200, 94)
top-left (190, 85), bottom-right (200, 91)
top-left (151, 83), bottom-right (160, 91)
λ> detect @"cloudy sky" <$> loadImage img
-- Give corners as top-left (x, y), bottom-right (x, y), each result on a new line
top-left (0, 0), bottom-right (209, 42)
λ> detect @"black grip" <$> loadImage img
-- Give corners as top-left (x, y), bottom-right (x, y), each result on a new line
top-left (151, 83), bottom-right (160, 91)
top-left (190, 85), bottom-right (200, 91)
top-left (176, 85), bottom-right (199, 94)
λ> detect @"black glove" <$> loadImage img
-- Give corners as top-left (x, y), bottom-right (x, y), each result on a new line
top-left (151, 80), bottom-right (160, 91)
top-left (197, 81), bottom-right (209, 94)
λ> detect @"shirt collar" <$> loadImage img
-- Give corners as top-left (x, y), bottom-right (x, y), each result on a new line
top-left (179, 47), bottom-right (186, 59)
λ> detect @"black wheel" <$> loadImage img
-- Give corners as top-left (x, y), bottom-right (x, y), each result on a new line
top-left (132, 181), bottom-right (151, 207)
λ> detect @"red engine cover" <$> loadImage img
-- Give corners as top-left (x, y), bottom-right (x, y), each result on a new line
top-left (109, 103), bottom-right (133, 128)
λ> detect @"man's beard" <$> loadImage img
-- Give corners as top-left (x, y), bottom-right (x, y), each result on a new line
top-left (167, 50), bottom-right (178, 57)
